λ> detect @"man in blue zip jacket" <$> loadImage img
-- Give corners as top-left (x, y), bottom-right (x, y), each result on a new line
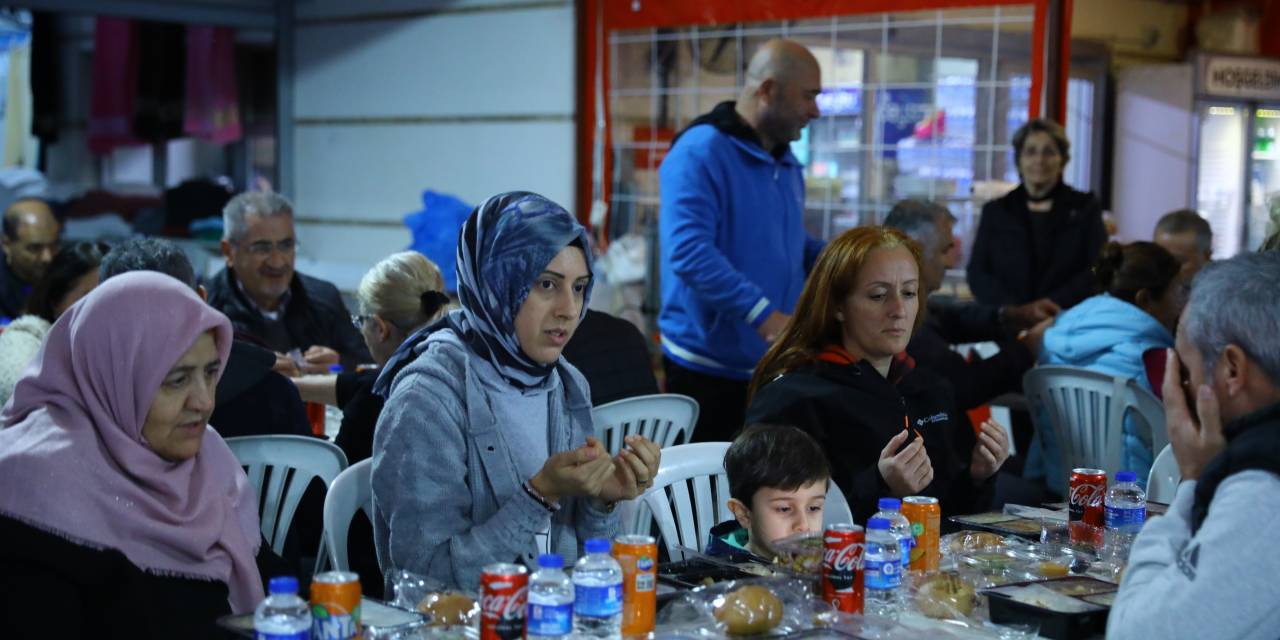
top-left (658, 39), bottom-right (825, 443)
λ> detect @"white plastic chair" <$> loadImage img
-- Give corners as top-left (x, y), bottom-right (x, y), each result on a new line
top-left (323, 459), bottom-right (373, 572)
top-left (592, 393), bottom-right (700, 455)
top-left (823, 481), bottom-right (853, 527)
top-left (1147, 444), bottom-right (1182, 503)
top-left (1127, 381), bottom-right (1168, 458)
top-left (1023, 366), bottom-right (1164, 495)
top-left (225, 435), bottom-right (348, 563)
top-left (637, 442), bottom-right (733, 558)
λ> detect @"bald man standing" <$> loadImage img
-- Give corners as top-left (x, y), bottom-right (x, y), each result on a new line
top-left (1, 199), bottom-right (60, 321)
top-left (658, 39), bottom-right (825, 442)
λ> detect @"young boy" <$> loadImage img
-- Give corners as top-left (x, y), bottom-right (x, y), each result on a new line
top-left (706, 423), bottom-right (831, 563)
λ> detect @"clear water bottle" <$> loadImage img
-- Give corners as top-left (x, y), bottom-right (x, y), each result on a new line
top-left (254, 576), bottom-right (311, 640)
top-left (1104, 470), bottom-right (1147, 558)
top-left (528, 553), bottom-right (574, 640)
top-left (572, 538), bottom-right (623, 637)
top-left (872, 497), bottom-right (914, 598)
top-left (863, 518), bottom-right (902, 619)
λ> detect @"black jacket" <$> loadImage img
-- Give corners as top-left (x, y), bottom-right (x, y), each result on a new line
top-left (966, 184), bottom-right (1106, 309)
top-left (908, 297), bottom-right (1036, 411)
top-left (746, 354), bottom-right (994, 524)
top-left (206, 267), bottom-right (371, 370)
top-left (561, 310), bottom-right (659, 407)
top-left (0, 515), bottom-right (289, 639)
top-left (0, 252), bottom-right (30, 320)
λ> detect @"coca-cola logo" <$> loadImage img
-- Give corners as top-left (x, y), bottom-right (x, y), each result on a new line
top-left (822, 543), bottom-right (863, 590)
top-left (1069, 483), bottom-right (1104, 508)
top-left (481, 585), bottom-right (528, 619)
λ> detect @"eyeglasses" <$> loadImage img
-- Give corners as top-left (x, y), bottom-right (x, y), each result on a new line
top-left (243, 238), bottom-right (298, 256)
top-left (351, 314), bottom-right (371, 330)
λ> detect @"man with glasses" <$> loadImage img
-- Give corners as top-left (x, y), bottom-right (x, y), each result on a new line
top-left (1, 198), bottom-right (60, 322)
top-left (207, 191), bottom-right (371, 373)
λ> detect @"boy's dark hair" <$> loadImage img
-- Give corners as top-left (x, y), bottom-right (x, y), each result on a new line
top-left (99, 237), bottom-right (198, 290)
top-left (725, 423), bottom-right (830, 504)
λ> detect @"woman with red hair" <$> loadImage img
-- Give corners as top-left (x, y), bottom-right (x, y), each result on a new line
top-left (746, 226), bottom-right (1009, 523)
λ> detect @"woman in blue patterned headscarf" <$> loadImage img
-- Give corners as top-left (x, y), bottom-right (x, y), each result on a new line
top-left (370, 191), bottom-right (661, 591)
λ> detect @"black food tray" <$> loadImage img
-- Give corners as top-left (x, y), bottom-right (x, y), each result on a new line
top-left (657, 558), bottom-right (759, 590)
top-left (982, 576), bottom-right (1117, 640)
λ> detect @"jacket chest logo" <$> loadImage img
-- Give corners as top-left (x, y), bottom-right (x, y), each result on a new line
top-left (915, 412), bottom-right (948, 427)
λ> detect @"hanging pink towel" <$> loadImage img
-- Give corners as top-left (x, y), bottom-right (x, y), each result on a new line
top-left (87, 17), bottom-right (141, 155)
top-left (184, 26), bottom-right (242, 145)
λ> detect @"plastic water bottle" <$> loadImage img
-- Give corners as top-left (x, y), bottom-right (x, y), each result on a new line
top-left (872, 498), bottom-right (914, 602)
top-left (528, 553), bottom-right (574, 640)
top-left (572, 538), bottom-right (623, 637)
top-left (1104, 470), bottom-right (1147, 558)
top-left (323, 365), bottom-right (345, 437)
top-left (863, 518), bottom-right (903, 618)
top-left (254, 576), bottom-right (311, 640)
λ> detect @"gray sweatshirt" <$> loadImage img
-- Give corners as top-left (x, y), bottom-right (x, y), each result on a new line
top-left (1107, 470), bottom-right (1280, 639)
top-left (371, 329), bottom-right (618, 592)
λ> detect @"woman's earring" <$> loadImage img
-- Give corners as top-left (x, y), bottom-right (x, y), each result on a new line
top-left (835, 312), bottom-right (844, 322)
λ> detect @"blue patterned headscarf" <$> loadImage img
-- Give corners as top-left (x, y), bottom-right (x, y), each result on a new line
top-left (443, 191), bottom-right (594, 388)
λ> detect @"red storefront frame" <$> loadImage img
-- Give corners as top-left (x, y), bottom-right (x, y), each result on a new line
top-left (574, 0), bottom-right (1070, 235)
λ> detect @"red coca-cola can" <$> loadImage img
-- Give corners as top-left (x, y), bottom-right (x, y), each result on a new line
top-left (821, 523), bottom-right (865, 614)
top-left (1069, 468), bottom-right (1107, 546)
top-left (480, 562), bottom-right (527, 640)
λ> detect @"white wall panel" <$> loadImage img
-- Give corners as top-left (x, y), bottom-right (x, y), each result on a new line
top-left (1112, 64), bottom-right (1195, 242)
top-left (294, 5), bottom-right (574, 118)
top-left (293, 120), bottom-right (575, 219)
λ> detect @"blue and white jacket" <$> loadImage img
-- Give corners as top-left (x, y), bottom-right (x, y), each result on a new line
top-left (1029, 294), bottom-right (1173, 488)
top-left (658, 101), bottom-right (825, 380)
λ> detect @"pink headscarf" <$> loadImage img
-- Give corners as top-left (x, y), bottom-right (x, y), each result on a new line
top-left (0, 271), bottom-right (264, 614)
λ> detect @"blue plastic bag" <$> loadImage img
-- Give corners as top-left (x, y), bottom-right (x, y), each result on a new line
top-left (403, 190), bottom-right (474, 293)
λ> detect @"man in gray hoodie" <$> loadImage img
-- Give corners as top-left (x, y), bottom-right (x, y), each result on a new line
top-left (1108, 251), bottom-right (1280, 639)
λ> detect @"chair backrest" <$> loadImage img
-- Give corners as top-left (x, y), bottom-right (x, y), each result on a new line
top-left (823, 481), bottom-right (853, 528)
top-left (323, 459), bottom-right (373, 572)
top-left (1126, 380), bottom-right (1168, 458)
top-left (1147, 444), bottom-right (1181, 503)
top-left (225, 435), bottom-right (348, 555)
top-left (1024, 366), bottom-right (1154, 495)
top-left (638, 442), bottom-right (733, 558)
top-left (592, 393), bottom-right (700, 455)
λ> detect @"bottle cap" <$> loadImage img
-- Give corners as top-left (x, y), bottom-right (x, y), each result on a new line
top-left (1115, 471), bottom-right (1137, 483)
top-left (329, 364), bottom-right (344, 374)
top-left (539, 553), bottom-right (564, 569)
top-left (268, 576), bottom-right (298, 595)
top-left (867, 517), bottom-right (890, 530)
top-left (877, 497), bottom-right (901, 511)
top-left (584, 538), bottom-right (611, 554)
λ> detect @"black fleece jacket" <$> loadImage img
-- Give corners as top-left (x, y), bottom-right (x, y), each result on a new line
top-left (746, 355), bottom-right (995, 524)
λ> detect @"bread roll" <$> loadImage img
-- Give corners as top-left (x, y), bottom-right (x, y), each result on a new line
top-left (714, 584), bottom-right (784, 636)
top-left (417, 592), bottom-right (478, 626)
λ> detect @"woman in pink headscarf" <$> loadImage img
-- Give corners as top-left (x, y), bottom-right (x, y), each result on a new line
top-left (0, 271), bottom-right (276, 638)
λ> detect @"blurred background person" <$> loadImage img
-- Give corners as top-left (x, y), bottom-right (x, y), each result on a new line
top-left (207, 191), bottom-right (371, 374)
top-left (1029, 241), bottom-right (1189, 493)
top-left (0, 241), bottom-right (106, 407)
top-left (884, 199), bottom-right (1053, 412)
top-left (0, 198), bottom-right (61, 322)
top-left (294, 250), bottom-right (450, 465)
top-left (1153, 208), bottom-right (1213, 277)
top-left (967, 118), bottom-right (1106, 310)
